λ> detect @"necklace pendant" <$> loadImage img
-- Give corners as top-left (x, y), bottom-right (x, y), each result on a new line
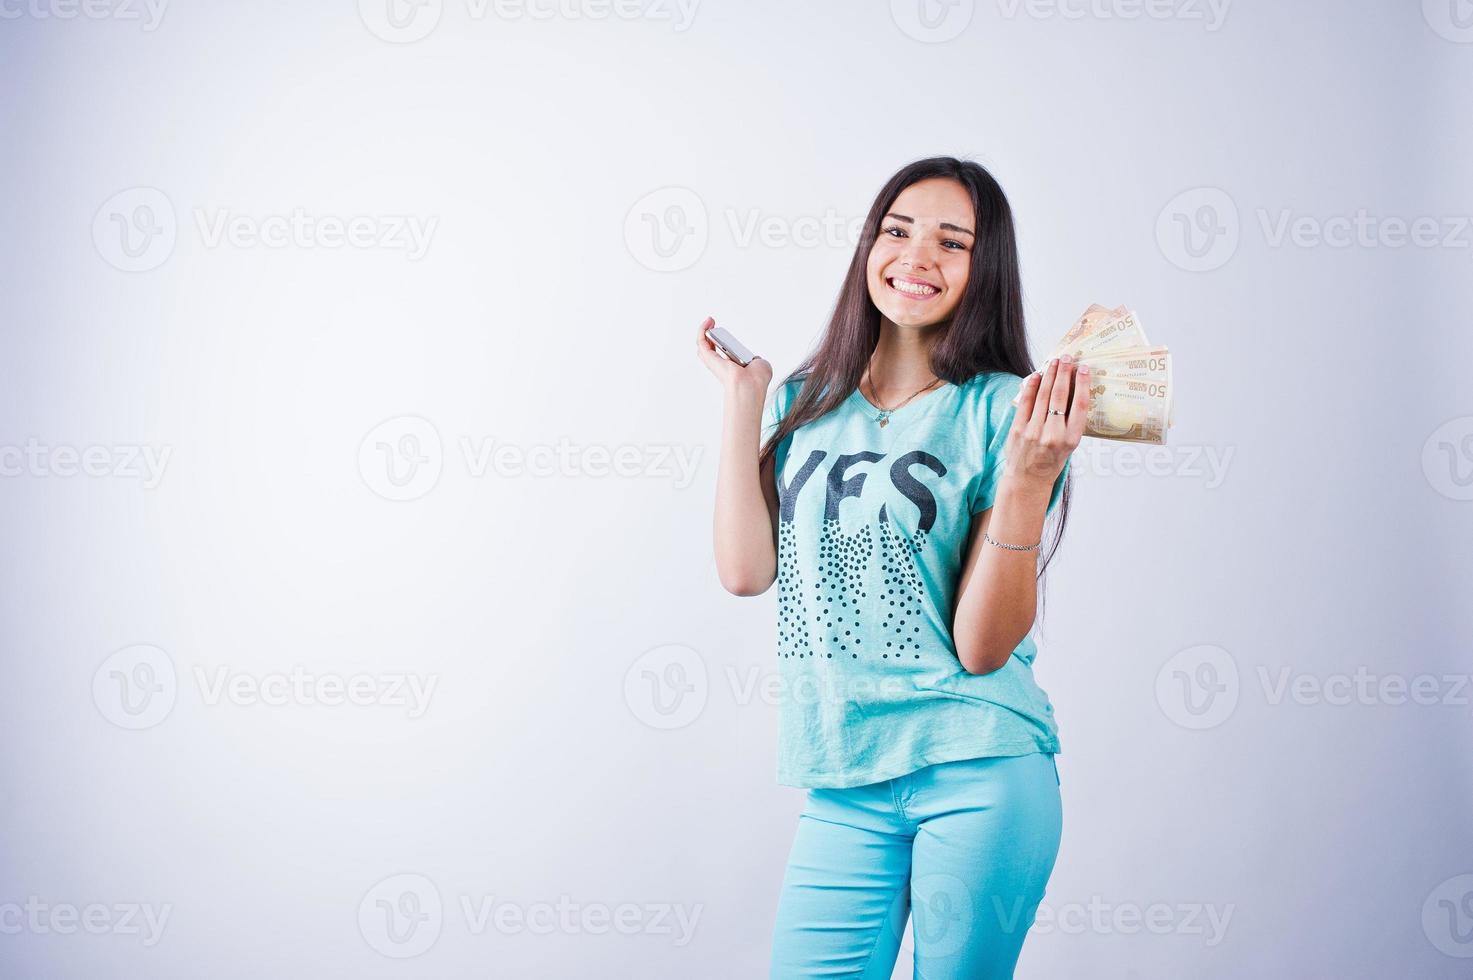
top-left (877, 413), bottom-right (890, 427)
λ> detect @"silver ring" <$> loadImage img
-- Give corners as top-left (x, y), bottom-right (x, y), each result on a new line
top-left (1047, 409), bottom-right (1066, 416)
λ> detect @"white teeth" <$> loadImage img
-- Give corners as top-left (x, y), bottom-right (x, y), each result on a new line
top-left (890, 278), bottom-right (938, 296)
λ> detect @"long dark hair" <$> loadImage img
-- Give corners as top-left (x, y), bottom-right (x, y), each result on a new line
top-left (759, 155), bottom-right (1071, 576)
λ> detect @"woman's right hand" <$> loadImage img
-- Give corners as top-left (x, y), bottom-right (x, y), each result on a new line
top-left (695, 316), bottom-right (772, 397)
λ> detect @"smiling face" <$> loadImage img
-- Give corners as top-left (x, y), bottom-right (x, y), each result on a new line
top-left (865, 177), bottom-right (976, 330)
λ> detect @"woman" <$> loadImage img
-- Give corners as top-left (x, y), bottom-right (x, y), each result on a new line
top-left (696, 156), bottom-right (1088, 978)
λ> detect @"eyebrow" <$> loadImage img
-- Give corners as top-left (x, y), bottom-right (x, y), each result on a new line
top-left (884, 212), bottom-right (975, 237)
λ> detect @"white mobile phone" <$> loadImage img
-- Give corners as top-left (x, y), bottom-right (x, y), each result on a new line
top-left (705, 325), bottom-right (755, 367)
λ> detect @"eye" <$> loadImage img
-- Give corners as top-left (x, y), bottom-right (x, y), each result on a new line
top-left (942, 239), bottom-right (967, 250)
top-left (881, 224), bottom-right (907, 238)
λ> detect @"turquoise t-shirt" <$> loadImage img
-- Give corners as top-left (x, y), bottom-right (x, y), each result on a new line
top-left (762, 371), bottom-right (1068, 789)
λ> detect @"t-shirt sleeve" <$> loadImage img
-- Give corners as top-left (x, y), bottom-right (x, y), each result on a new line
top-left (762, 378), bottom-right (799, 477)
top-left (968, 375), bottom-right (1070, 516)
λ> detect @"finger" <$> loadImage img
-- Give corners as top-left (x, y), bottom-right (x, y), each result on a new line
top-left (1066, 363), bottom-right (1091, 442)
top-left (1048, 356), bottom-right (1075, 424)
top-left (695, 317), bottom-right (726, 369)
top-left (1012, 371), bottom-right (1043, 428)
top-left (1026, 358), bottom-right (1059, 439)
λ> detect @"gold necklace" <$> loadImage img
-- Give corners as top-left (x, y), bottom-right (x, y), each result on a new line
top-left (863, 372), bottom-right (943, 427)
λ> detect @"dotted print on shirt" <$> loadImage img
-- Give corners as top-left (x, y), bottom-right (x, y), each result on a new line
top-left (775, 446), bottom-right (947, 664)
top-left (776, 521), bottom-right (815, 658)
top-left (877, 505), bottom-right (929, 660)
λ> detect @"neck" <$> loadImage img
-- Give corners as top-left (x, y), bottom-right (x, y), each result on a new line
top-left (866, 316), bottom-right (945, 398)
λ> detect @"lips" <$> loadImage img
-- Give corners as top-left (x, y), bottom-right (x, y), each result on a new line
top-left (886, 275), bottom-right (940, 299)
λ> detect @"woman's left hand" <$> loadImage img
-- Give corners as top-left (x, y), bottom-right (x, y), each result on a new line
top-left (1000, 355), bottom-right (1091, 493)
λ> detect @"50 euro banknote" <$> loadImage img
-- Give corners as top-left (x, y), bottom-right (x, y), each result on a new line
top-left (1014, 306), bottom-right (1175, 444)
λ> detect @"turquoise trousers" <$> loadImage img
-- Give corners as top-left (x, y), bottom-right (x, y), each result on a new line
top-left (769, 752), bottom-right (1062, 979)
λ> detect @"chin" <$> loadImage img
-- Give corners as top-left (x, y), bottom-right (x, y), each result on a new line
top-left (873, 299), bottom-right (951, 330)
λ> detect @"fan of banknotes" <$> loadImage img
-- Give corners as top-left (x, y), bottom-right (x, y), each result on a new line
top-left (1016, 304), bottom-right (1174, 444)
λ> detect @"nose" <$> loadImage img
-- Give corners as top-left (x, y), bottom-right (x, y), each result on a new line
top-left (899, 239), bottom-right (934, 270)
top-left (901, 254), bottom-right (930, 272)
